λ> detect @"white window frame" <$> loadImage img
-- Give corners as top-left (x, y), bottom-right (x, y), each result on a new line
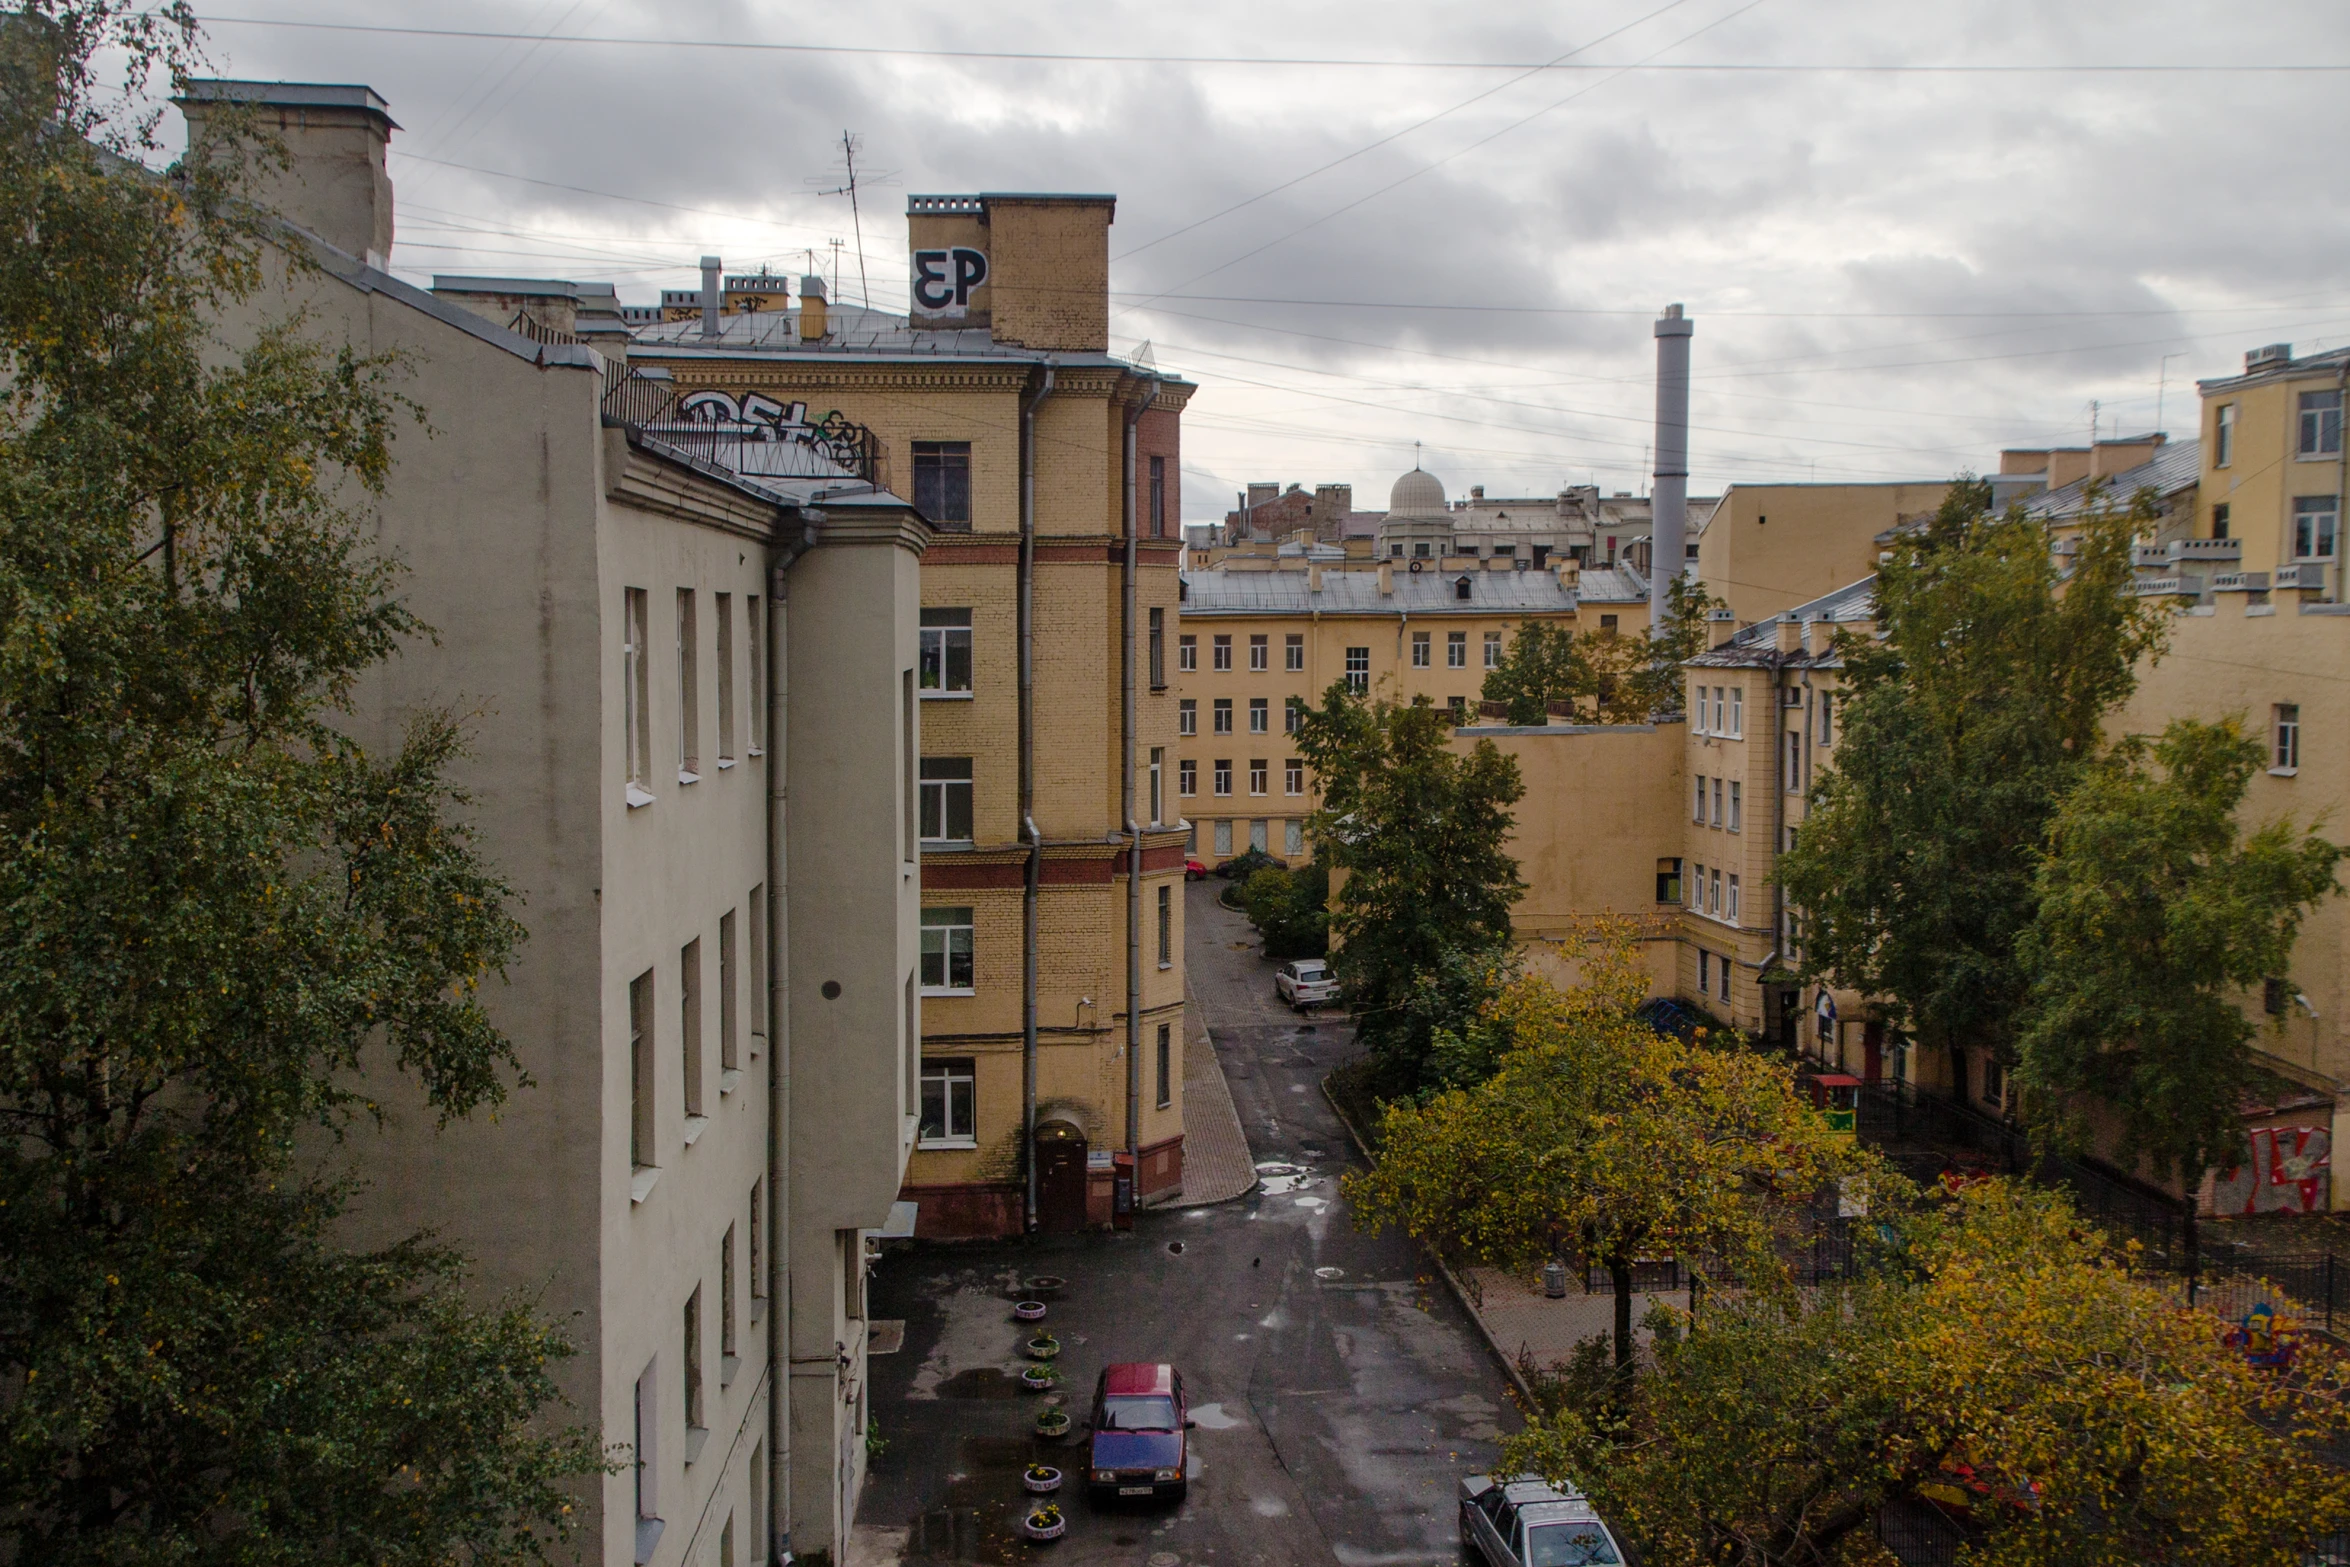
top-left (1285, 634), bottom-right (1305, 672)
top-left (1345, 646), bottom-right (1370, 693)
top-left (1249, 634), bottom-right (1269, 672)
top-left (2293, 495), bottom-right (2339, 561)
top-left (918, 758), bottom-right (974, 845)
top-left (2274, 703), bottom-right (2301, 774)
top-left (1178, 634), bottom-right (1197, 672)
top-left (919, 907), bottom-right (976, 996)
top-left (1249, 759), bottom-right (1268, 796)
top-left (1213, 759), bottom-right (1232, 796)
top-left (1693, 776), bottom-right (1706, 824)
top-left (1212, 697), bottom-right (1233, 735)
top-left (1484, 631), bottom-right (1503, 669)
top-left (1447, 631), bottom-right (1467, 669)
top-left (1728, 686), bottom-right (1743, 738)
top-left (1249, 697), bottom-right (1269, 735)
top-left (1411, 631), bottom-right (1431, 668)
top-left (1178, 699), bottom-right (1196, 737)
top-left (2299, 389), bottom-right (2344, 458)
top-left (918, 1057), bottom-right (977, 1148)
top-left (1691, 680), bottom-right (1709, 734)
top-left (918, 608), bottom-right (975, 698)
top-left (1178, 758), bottom-right (1197, 796)
top-left (1728, 780), bottom-right (1742, 833)
top-left (1285, 759), bottom-right (1304, 796)
top-left (1212, 634), bottom-right (1232, 671)
top-left (1728, 874), bottom-right (1741, 923)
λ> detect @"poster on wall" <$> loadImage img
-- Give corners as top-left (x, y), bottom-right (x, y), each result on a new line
top-left (2209, 1125), bottom-right (2332, 1215)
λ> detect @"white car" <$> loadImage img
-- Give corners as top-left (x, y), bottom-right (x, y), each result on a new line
top-left (1459, 1475), bottom-right (1624, 1566)
top-left (1274, 959), bottom-right (1339, 1011)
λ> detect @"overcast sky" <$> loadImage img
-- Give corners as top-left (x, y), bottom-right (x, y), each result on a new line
top-left (180, 1), bottom-right (2350, 518)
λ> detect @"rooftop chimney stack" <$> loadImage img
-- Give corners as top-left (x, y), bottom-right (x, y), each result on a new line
top-left (175, 81), bottom-right (399, 268)
top-left (698, 255), bottom-right (722, 338)
top-left (798, 275), bottom-right (828, 342)
top-left (1649, 304), bottom-right (1693, 640)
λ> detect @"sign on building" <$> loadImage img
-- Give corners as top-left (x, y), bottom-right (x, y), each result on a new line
top-left (910, 246), bottom-right (988, 320)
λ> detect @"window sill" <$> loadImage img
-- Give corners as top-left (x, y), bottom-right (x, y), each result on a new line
top-left (678, 769), bottom-right (701, 786)
top-left (921, 840), bottom-right (977, 853)
top-left (720, 1353), bottom-right (742, 1388)
top-left (635, 1518), bottom-right (666, 1565)
top-left (920, 987), bottom-right (977, 999)
top-left (2270, 766), bottom-right (2300, 778)
top-left (920, 690), bottom-right (976, 701)
top-left (1159, 961), bottom-right (1173, 971)
top-left (626, 783), bottom-right (656, 810)
top-left (719, 1067), bottom-right (743, 1096)
top-left (716, 758), bottom-right (736, 770)
top-left (630, 1166), bottom-right (660, 1204)
top-left (918, 1137), bottom-right (979, 1151)
top-left (683, 1425), bottom-right (709, 1466)
top-left (747, 746), bottom-right (764, 758)
top-left (682, 1114), bottom-right (710, 1147)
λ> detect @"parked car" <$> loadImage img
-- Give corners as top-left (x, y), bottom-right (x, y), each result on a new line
top-left (1086, 1363), bottom-right (1192, 1503)
top-left (1184, 857), bottom-right (1207, 881)
top-left (1274, 958), bottom-right (1340, 1011)
top-left (1459, 1474), bottom-right (1624, 1566)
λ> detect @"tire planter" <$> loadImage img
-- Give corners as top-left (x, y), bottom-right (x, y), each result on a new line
top-left (1024, 1276), bottom-right (1067, 1298)
top-left (1024, 1464), bottom-right (1063, 1494)
top-left (1022, 1506), bottom-right (1067, 1543)
top-left (1013, 1300), bottom-right (1048, 1323)
top-left (1025, 1335), bottom-right (1061, 1360)
top-left (1034, 1409), bottom-right (1072, 1439)
top-left (1021, 1365), bottom-right (1058, 1392)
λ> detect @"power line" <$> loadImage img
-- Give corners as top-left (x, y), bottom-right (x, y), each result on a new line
top-left (194, 15), bottom-right (2350, 73)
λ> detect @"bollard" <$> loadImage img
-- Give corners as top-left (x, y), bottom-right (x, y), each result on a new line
top-left (1542, 1260), bottom-right (1568, 1299)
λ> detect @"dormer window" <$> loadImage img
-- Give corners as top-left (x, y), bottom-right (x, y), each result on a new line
top-left (1454, 576), bottom-right (1472, 601)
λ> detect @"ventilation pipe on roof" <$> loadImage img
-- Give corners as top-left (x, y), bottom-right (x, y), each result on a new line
top-left (698, 255), bottom-right (721, 337)
top-left (1649, 304), bottom-right (1692, 639)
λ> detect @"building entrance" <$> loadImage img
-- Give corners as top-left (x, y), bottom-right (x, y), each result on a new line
top-left (1035, 1119), bottom-right (1089, 1234)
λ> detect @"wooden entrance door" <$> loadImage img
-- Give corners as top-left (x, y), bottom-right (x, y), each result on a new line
top-left (1035, 1126), bottom-right (1089, 1234)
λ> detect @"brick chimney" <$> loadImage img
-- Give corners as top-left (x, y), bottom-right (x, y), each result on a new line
top-left (176, 81), bottom-right (397, 268)
top-left (798, 275), bottom-right (828, 342)
top-left (906, 192), bottom-right (1115, 351)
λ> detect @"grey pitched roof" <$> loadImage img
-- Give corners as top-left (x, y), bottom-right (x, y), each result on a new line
top-left (1687, 574), bottom-right (1881, 669)
top-left (1181, 565), bottom-right (1633, 617)
top-left (2021, 438), bottom-right (2201, 522)
top-left (631, 301), bottom-right (1175, 379)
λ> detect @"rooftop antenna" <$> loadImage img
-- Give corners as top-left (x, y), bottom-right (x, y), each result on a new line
top-left (809, 131), bottom-right (900, 309)
top-left (2155, 353), bottom-right (2186, 434)
top-left (828, 237), bottom-right (845, 302)
top-left (2089, 398), bottom-right (2100, 445)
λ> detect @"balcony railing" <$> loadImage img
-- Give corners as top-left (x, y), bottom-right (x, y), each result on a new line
top-left (600, 370), bottom-right (884, 490)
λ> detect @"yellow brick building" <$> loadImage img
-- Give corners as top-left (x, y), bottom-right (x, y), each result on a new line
top-left (1175, 553), bottom-right (1650, 862)
top-left (630, 194), bottom-right (1193, 1237)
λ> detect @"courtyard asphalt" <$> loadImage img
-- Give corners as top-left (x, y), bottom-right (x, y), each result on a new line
top-left (852, 880), bottom-right (1514, 1566)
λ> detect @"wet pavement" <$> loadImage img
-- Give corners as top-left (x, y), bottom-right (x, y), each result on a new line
top-left (857, 882), bottom-right (1514, 1566)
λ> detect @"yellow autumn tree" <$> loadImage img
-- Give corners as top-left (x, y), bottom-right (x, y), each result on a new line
top-left (1346, 922), bottom-right (1860, 1372)
top-left (1505, 1179), bottom-right (2350, 1566)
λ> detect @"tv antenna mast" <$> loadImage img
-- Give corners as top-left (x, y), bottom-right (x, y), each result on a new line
top-left (810, 131), bottom-right (900, 309)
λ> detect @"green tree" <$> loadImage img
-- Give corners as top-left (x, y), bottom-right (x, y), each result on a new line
top-left (1348, 929), bottom-right (1855, 1372)
top-left (1505, 1181), bottom-right (2350, 1567)
top-left (1241, 858), bottom-right (1330, 960)
top-left (1479, 617), bottom-right (1587, 724)
top-left (1622, 572), bottom-right (1720, 721)
top-left (1297, 684), bottom-right (1524, 1096)
top-left (0, 7), bottom-right (600, 1560)
top-left (2018, 717), bottom-right (2343, 1179)
top-left (1777, 480), bottom-right (2166, 1075)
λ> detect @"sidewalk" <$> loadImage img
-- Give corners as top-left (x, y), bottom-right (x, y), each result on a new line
top-left (1460, 1266), bottom-right (1672, 1374)
top-left (1152, 979), bottom-right (1259, 1207)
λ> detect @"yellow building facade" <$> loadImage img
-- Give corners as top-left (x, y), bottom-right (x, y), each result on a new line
top-left (1174, 558), bottom-right (1650, 861)
top-left (631, 194), bottom-right (1193, 1238)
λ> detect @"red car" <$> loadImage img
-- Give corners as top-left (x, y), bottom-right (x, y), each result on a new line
top-left (1184, 857), bottom-right (1207, 881)
top-left (1086, 1363), bottom-right (1192, 1503)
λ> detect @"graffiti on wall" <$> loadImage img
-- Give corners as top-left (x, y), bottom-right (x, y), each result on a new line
top-left (2210, 1125), bottom-right (2331, 1215)
top-left (666, 390), bottom-right (875, 480)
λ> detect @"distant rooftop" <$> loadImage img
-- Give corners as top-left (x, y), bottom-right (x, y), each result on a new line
top-left (175, 79), bottom-right (399, 128)
top-left (1181, 563), bottom-right (1646, 616)
top-left (2021, 437), bottom-right (2201, 522)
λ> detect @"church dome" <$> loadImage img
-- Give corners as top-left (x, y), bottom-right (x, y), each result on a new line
top-left (1388, 467), bottom-right (1447, 518)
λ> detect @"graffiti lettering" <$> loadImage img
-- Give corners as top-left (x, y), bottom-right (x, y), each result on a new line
top-left (910, 246), bottom-right (989, 317)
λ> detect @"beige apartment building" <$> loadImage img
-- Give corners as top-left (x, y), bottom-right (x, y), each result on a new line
top-left (178, 81), bottom-right (923, 1567)
top-left (627, 195), bottom-right (1194, 1240)
top-left (1176, 487), bottom-right (1651, 864)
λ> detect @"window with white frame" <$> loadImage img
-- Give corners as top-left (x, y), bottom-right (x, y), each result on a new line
top-left (1485, 631), bottom-right (1503, 669)
top-left (1691, 680), bottom-right (1708, 734)
top-left (1411, 631), bottom-right (1431, 668)
top-left (1249, 697), bottom-right (1268, 734)
top-left (1179, 698), bottom-right (1196, 736)
top-left (1712, 777), bottom-right (1723, 827)
top-left (1149, 748), bottom-right (1164, 824)
top-left (1728, 686), bottom-right (1743, 737)
top-left (1178, 634), bottom-right (1196, 672)
top-left (1728, 874), bottom-right (1741, 923)
top-left (1728, 781), bottom-right (1742, 833)
top-left (1212, 634), bottom-right (1232, 671)
top-left (919, 907), bottom-right (975, 994)
top-left (1213, 759), bottom-right (1232, 796)
top-left (918, 1057), bottom-right (976, 1146)
top-left (1693, 776), bottom-right (1706, 824)
top-left (1710, 686), bottom-right (1725, 734)
top-left (1213, 697), bottom-right (1233, 734)
top-left (1249, 759), bottom-right (1268, 796)
top-left (919, 608), bottom-right (974, 695)
top-left (1285, 633), bottom-right (1305, 671)
top-left (1285, 758), bottom-right (1304, 795)
top-left (2293, 495), bottom-right (2339, 560)
top-left (1249, 634), bottom-right (1268, 671)
top-left (2275, 703), bottom-right (2301, 772)
top-left (1284, 819), bottom-right (1304, 856)
top-left (1285, 696), bottom-right (1304, 734)
top-left (918, 758), bottom-right (974, 843)
top-left (1688, 861), bottom-right (1703, 910)
top-left (624, 587), bottom-right (650, 792)
top-left (716, 592), bottom-right (736, 763)
top-left (1785, 729), bottom-right (1802, 792)
top-left (1817, 692), bottom-right (1835, 745)
top-left (1345, 647), bottom-right (1370, 692)
top-left (1710, 866), bottom-right (1722, 915)
top-left (2300, 389), bottom-right (2343, 457)
top-left (1179, 758), bottom-right (1197, 795)
top-left (2215, 401), bottom-right (2237, 467)
top-left (1447, 631), bottom-right (1467, 668)
top-left (676, 589), bottom-right (700, 779)
top-left (1698, 949), bottom-right (1711, 993)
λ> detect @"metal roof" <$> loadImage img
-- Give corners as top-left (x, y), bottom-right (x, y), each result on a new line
top-left (2020, 438), bottom-right (2201, 522)
top-left (1688, 574), bottom-right (1881, 668)
top-left (630, 300), bottom-right (1175, 378)
top-left (1180, 566), bottom-right (1633, 617)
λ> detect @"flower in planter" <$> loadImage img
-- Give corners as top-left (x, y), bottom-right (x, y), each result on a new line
top-left (1026, 1335), bottom-right (1061, 1359)
top-left (1029, 1505), bottom-right (1062, 1526)
top-left (1026, 1464), bottom-right (1058, 1482)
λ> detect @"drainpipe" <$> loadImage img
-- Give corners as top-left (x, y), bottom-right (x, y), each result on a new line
top-left (2335, 361), bottom-right (2346, 603)
top-left (1123, 380), bottom-right (1161, 1164)
top-left (764, 507), bottom-right (814, 1562)
top-left (1020, 365), bottom-right (1056, 1233)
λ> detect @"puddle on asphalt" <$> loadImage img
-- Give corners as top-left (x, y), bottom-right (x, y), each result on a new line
top-left (907, 1438), bottom-right (1038, 1564)
top-left (1254, 1162), bottom-right (1314, 1194)
top-left (1189, 1401), bottom-right (1244, 1429)
top-left (935, 1368), bottom-right (1023, 1400)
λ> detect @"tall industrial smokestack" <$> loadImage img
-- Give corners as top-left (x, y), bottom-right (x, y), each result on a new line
top-left (1649, 303), bottom-right (1692, 638)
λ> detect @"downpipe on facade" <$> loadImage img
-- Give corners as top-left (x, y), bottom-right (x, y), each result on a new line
top-left (1122, 380), bottom-right (1160, 1166)
top-left (1019, 366), bottom-right (1055, 1234)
